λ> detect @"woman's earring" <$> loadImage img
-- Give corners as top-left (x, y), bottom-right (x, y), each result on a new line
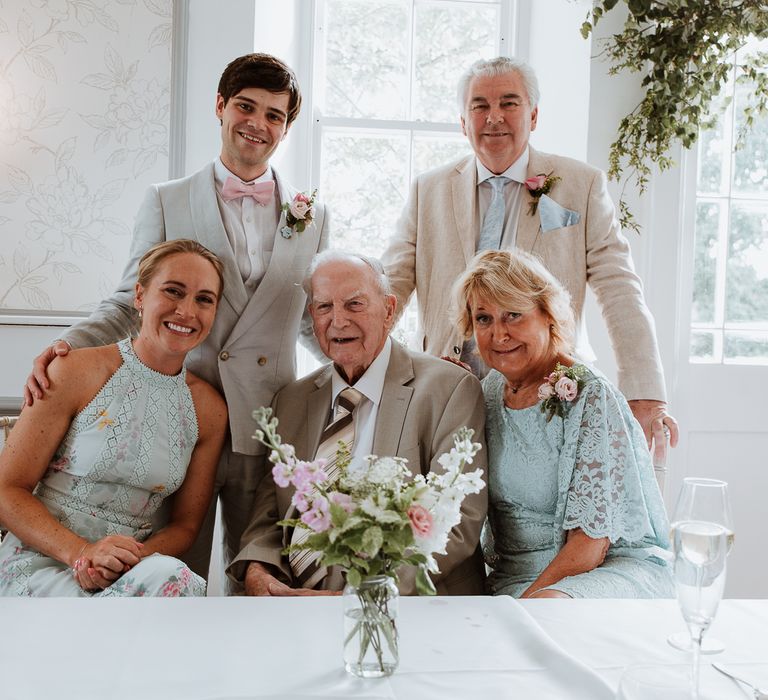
top-left (138, 306), bottom-right (143, 319)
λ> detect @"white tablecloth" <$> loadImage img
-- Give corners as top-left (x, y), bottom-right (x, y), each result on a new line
top-left (1, 597), bottom-right (766, 699)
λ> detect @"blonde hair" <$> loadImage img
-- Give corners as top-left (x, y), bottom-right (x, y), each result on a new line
top-left (453, 249), bottom-right (575, 356)
top-left (137, 239), bottom-right (225, 299)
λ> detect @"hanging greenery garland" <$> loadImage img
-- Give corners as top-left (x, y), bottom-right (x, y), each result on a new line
top-left (582, 0), bottom-right (768, 233)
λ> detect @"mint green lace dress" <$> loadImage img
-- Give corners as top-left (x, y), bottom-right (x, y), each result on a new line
top-left (482, 366), bottom-right (674, 598)
top-left (0, 338), bottom-right (205, 597)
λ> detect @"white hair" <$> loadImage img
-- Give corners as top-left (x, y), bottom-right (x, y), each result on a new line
top-left (302, 249), bottom-right (392, 302)
top-left (456, 56), bottom-right (540, 115)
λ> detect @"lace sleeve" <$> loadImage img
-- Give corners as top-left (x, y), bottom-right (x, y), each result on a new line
top-left (561, 378), bottom-right (656, 544)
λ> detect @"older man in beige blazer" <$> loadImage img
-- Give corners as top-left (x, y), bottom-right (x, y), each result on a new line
top-left (382, 56), bottom-right (677, 450)
top-left (229, 251), bottom-right (487, 596)
top-left (23, 54), bottom-right (328, 588)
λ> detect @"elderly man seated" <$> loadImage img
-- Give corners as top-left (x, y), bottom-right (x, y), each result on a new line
top-left (228, 250), bottom-right (487, 595)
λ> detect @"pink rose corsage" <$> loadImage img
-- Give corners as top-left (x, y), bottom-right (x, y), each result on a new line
top-left (281, 189), bottom-right (318, 238)
top-left (538, 363), bottom-right (587, 421)
top-left (525, 172), bottom-right (561, 215)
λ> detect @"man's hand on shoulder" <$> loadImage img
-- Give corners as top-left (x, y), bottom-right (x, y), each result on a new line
top-left (244, 561), bottom-right (338, 596)
top-left (24, 341), bottom-right (72, 407)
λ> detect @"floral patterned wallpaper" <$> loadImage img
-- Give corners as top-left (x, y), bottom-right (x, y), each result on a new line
top-left (0, 0), bottom-right (173, 313)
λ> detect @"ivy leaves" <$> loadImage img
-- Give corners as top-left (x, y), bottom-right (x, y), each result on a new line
top-left (583, 0), bottom-right (768, 234)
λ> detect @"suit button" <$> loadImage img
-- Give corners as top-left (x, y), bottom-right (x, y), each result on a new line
top-left (257, 356), bottom-right (267, 366)
top-left (453, 345), bottom-right (461, 355)
top-left (219, 351), bottom-right (230, 361)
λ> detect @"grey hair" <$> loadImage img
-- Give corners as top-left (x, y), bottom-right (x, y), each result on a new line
top-left (456, 56), bottom-right (540, 115)
top-left (302, 249), bottom-right (392, 302)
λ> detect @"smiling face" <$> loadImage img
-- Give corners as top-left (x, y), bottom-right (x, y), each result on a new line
top-left (216, 87), bottom-right (291, 182)
top-left (309, 258), bottom-right (396, 384)
top-left (470, 295), bottom-right (553, 384)
top-left (133, 252), bottom-right (221, 373)
top-left (460, 71), bottom-right (538, 174)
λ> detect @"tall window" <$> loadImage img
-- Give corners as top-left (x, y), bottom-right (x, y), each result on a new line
top-left (310, 0), bottom-right (509, 346)
top-left (691, 39), bottom-right (768, 364)
top-left (312, 0), bottom-right (509, 253)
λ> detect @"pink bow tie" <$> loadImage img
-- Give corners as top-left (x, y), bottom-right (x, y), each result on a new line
top-left (221, 177), bottom-right (275, 205)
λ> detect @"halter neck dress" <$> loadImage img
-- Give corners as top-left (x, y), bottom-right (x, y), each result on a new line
top-left (0, 338), bottom-right (206, 596)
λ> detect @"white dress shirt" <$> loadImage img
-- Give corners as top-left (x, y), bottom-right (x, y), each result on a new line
top-left (329, 337), bottom-right (392, 467)
top-left (213, 158), bottom-right (280, 292)
top-left (476, 147), bottom-right (529, 249)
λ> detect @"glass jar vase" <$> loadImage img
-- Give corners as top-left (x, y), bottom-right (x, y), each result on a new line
top-left (342, 574), bottom-right (399, 678)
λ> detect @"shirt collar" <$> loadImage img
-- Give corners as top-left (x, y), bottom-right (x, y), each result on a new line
top-left (214, 157), bottom-right (274, 189)
top-left (476, 146), bottom-right (529, 185)
top-left (330, 337), bottom-right (392, 410)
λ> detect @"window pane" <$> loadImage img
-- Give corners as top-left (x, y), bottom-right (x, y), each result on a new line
top-left (320, 131), bottom-right (410, 257)
top-left (732, 82), bottom-right (768, 197)
top-left (412, 0), bottom-right (500, 123)
top-left (696, 123), bottom-right (726, 195)
top-left (412, 133), bottom-right (471, 176)
top-left (725, 204), bottom-right (768, 324)
top-left (690, 330), bottom-right (716, 362)
top-left (691, 202), bottom-right (720, 324)
top-left (323, 0), bottom-right (409, 120)
top-left (724, 331), bottom-right (768, 364)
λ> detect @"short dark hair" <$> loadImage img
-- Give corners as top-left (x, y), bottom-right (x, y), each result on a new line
top-left (217, 53), bottom-right (302, 126)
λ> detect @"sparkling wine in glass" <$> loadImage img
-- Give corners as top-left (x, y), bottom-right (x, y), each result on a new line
top-left (668, 477), bottom-right (733, 654)
top-left (673, 519), bottom-right (728, 698)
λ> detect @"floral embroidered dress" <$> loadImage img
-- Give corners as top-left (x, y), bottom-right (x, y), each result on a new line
top-left (0, 338), bottom-right (205, 597)
top-left (482, 365), bottom-right (674, 598)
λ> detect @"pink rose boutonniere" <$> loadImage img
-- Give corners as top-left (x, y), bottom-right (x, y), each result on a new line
top-left (525, 172), bottom-right (561, 215)
top-left (538, 363), bottom-right (587, 421)
top-left (281, 189), bottom-right (318, 239)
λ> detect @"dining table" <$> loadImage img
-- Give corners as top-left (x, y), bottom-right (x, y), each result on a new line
top-left (1, 596), bottom-right (766, 699)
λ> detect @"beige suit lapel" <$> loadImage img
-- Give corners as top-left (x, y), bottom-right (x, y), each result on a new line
top-left (515, 147), bottom-right (549, 253)
top-left (307, 368), bottom-right (334, 459)
top-left (372, 342), bottom-right (414, 457)
top-left (450, 156), bottom-right (479, 266)
top-left (188, 165), bottom-right (249, 315)
top-left (224, 171), bottom-right (302, 347)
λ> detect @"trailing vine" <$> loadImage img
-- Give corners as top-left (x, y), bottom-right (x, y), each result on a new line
top-left (582, 0), bottom-right (768, 233)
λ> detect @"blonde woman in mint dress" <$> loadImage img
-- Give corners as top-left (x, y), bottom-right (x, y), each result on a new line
top-left (0, 240), bottom-right (227, 596)
top-left (453, 249), bottom-right (674, 599)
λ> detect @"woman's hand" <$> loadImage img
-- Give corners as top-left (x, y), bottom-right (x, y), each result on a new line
top-left (72, 536), bottom-right (143, 591)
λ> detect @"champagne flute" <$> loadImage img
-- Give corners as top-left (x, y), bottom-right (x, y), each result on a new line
top-left (668, 478), bottom-right (734, 654)
top-left (673, 520), bottom-right (728, 698)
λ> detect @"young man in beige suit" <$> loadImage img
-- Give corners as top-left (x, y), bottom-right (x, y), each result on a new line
top-left (228, 251), bottom-right (487, 596)
top-left (24, 54), bottom-right (329, 589)
top-left (382, 56), bottom-right (677, 453)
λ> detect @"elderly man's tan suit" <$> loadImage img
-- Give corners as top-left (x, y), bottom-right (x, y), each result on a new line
top-left (228, 340), bottom-right (488, 595)
top-left (382, 148), bottom-right (665, 401)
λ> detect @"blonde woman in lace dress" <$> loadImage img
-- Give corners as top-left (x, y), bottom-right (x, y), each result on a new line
top-left (0, 240), bottom-right (227, 596)
top-left (454, 249), bottom-right (673, 598)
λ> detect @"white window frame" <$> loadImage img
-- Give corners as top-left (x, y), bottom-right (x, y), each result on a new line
top-left (690, 50), bottom-right (768, 366)
top-left (307, 0), bottom-right (519, 192)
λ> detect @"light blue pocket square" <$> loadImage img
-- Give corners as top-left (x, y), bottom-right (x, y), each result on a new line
top-left (538, 194), bottom-right (580, 232)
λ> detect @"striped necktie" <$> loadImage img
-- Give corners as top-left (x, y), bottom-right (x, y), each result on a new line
top-left (289, 386), bottom-right (364, 587)
top-left (477, 175), bottom-right (510, 251)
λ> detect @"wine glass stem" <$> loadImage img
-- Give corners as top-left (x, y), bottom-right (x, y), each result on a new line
top-left (691, 626), bottom-right (703, 699)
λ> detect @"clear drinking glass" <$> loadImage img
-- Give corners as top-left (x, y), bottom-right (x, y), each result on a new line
top-left (673, 520), bottom-right (728, 698)
top-left (668, 478), bottom-right (734, 655)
